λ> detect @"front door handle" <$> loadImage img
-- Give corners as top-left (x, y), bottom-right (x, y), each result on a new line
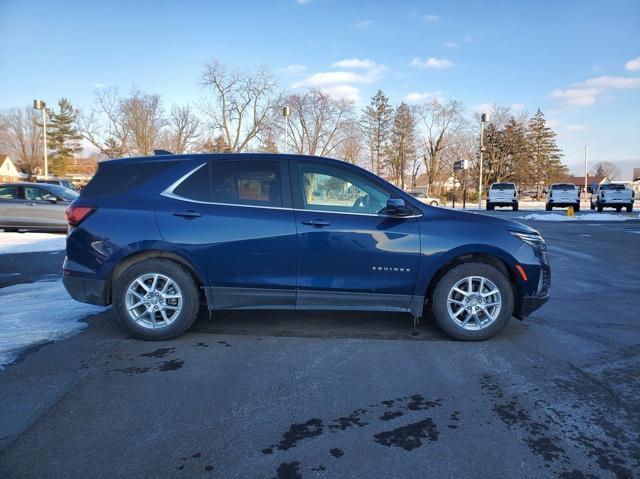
top-left (25, 202), bottom-right (37, 206)
top-left (172, 210), bottom-right (202, 218)
top-left (301, 219), bottom-right (331, 227)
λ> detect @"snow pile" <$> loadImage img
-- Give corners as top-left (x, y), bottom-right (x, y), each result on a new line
top-left (0, 232), bottom-right (66, 254)
top-left (521, 213), bottom-right (639, 222)
top-left (0, 280), bottom-right (106, 369)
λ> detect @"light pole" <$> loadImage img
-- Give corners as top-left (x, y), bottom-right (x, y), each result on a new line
top-left (33, 99), bottom-right (48, 178)
top-left (478, 112), bottom-right (488, 209)
top-left (584, 146), bottom-right (588, 204)
top-left (282, 105), bottom-right (290, 154)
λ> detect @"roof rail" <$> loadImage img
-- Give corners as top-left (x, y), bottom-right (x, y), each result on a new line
top-left (154, 149), bottom-right (173, 155)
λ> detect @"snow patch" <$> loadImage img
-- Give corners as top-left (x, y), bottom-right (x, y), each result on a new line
top-left (520, 213), bottom-right (639, 222)
top-left (0, 280), bottom-right (106, 369)
top-left (0, 232), bottom-right (66, 254)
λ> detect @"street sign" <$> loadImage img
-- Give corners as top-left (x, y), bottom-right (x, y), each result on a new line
top-left (453, 160), bottom-right (469, 171)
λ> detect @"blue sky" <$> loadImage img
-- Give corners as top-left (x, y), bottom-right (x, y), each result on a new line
top-left (1, 0), bottom-right (639, 175)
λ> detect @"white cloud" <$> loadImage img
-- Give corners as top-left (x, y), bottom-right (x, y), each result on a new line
top-left (444, 41), bottom-right (459, 48)
top-left (564, 124), bottom-right (588, 132)
top-left (511, 103), bottom-right (526, 112)
top-left (410, 57), bottom-right (453, 70)
top-left (403, 91), bottom-right (444, 104)
top-left (472, 103), bottom-right (492, 113)
top-left (353, 20), bottom-right (374, 29)
top-left (624, 56), bottom-right (640, 71)
top-left (280, 64), bottom-right (307, 75)
top-left (292, 59), bottom-right (386, 102)
top-left (296, 0), bottom-right (311, 4)
top-left (320, 84), bottom-right (361, 102)
top-left (423, 14), bottom-right (439, 22)
top-left (551, 75), bottom-right (640, 106)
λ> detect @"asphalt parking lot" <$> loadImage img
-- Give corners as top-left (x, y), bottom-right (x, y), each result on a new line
top-left (1, 214), bottom-right (639, 478)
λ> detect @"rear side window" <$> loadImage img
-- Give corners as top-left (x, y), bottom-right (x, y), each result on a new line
top-left (81, 160), bottom-right (181, 198)
top-left (212, 161), bottom-right (282, 207)
top-left (173, 163), bottom-right (211, 202)
top-left (0, 185), bottom-right (20, 199)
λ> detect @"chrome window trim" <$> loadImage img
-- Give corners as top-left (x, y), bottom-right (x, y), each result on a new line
top-left (161, 162), bottom-right (422, 218)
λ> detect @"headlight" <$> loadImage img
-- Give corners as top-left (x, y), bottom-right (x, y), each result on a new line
top-left (511, 231), bottom-right (546, 250)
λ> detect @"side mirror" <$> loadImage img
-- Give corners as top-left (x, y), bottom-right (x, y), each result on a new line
top-left (386, 198), bottom-right (413, 216)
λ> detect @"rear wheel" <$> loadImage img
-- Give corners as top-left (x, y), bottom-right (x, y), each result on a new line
top-left (513, 203), bottom-right (519, 211)
top-left (616, 206), bottom-right (622, 212)
top-left (545, 203), bottom-right (552, 211)
top-left (486, 202), bottom-right (494, 211)
top-left (112, 259), bottom-right (200, 340)
top-left (431, 263), bottom-right (514, 341)
top-left (590, 202), bottom-right (595, 210)
top-left (597, 204), bottom-right (603, 212)
top-left (627, 204), bottom-right (633, 213)
top-left (430, 200), bottom-right (439, 206)
top-left (574, 203), bottom-right (580, 212)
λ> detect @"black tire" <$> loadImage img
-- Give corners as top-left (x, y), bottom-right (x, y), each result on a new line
top-left (545, 203), bottom-right (552, 211)
top-left (486, 202), bottom-right (494, 211)
top-left (627, 204), bottom-right (633, 213)
top-left (597, 204), bottom-right (603, 212)
top-left (430, 200), bottom-right (439, 207)
top-left (616, 206), bottom-right (622, 212)
top-left (513, 203), bottom-right (519, 211)
top-left (431, 263), bottom-right (514, 341)
top-left (574, 203), bottom-right (580, 212)
top-left (590, 202), bottom-right (595, 210)
top-left (112, 258), bottom-right (200, 340)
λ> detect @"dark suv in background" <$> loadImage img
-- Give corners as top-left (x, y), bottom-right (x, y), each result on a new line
top-left (63, 153), bottom-right (550, 341)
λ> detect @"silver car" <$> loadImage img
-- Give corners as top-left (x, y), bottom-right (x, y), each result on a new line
top-left (0, 182), bottom-right (78, 232)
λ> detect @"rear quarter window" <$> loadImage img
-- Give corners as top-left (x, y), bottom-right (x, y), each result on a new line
top-left (81, 160), bottom-right (182, 198)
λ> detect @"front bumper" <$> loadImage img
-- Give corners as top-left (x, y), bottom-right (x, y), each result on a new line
top-left (63, 275), bottom-right (110, 306)
top-left (517, 294), bottom-right (549, 318)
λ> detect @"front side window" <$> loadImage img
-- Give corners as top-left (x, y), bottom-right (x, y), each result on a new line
top-left (297, 163), bottom-right (390, 214)
top-left (24, 186), bottom-right (58, 201)
top-left (0, 185), bottom-right (20, 199)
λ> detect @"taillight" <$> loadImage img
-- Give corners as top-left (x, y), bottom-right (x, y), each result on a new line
top-left (65, 205), bottom-right (95, 226)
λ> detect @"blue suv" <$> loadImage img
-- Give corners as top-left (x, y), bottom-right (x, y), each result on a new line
top-left (63, 153), bottom-right (549, 341)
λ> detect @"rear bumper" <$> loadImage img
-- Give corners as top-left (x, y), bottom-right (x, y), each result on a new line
top-left (63, 275), bottom-right (110, 306)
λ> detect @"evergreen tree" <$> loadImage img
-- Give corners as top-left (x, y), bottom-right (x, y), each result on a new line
top-left (46, 98), bottom-right (82, 176)
top-left (389, 103), bottom-right (417, 188)
top-left (361, 90), bottom-right (393, 175)
top-left (527, 109), bottom-right (566, 193)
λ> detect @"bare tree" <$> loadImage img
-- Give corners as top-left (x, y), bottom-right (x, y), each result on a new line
top-left (0, 107), bottom-right (43, 177)
top-left (285, 89), bottom-right (354, 156)
top-left (77, 87), bottom-right (130, 158)
top-left (416, 99), bottom-right (467, 194)
top-left (200, 60), bottom-right (279, 152)
top-left (591, 161), bottom-right (621, 180)
top-left (335, 120), bottom-right (363, 165)
top-left (120, 89), bottom-right (166, 156)
top-left (162, 104), bottom-right (201, 153)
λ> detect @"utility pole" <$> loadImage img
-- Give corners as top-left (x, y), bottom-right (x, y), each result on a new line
top-left (478, 113), bottom-right (488, 209)
top-left (584, 146), bottom-right (588, 203)
top-left (283, 105), bottom-right (291, 154)
top-left (33, 99), bottom-right (48, 177)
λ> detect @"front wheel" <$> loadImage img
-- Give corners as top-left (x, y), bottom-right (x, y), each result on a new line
top-left (590, 202), bottom-right (595, 210)
top-left (597, 204), bottom-right (603, 212)
top-left (112, 259), bottom-right (200, 340)
top-left (486, 202), bottom-right (494, 211)
top-left (574, 203), bottom-right (580, 212)
top-left (431, 263), bottom-right (514, 341)
top-left (513, 203), bottom-right (519, 211)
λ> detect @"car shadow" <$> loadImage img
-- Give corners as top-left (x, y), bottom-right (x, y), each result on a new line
top-left (191, 308), bottom-right (450, 342)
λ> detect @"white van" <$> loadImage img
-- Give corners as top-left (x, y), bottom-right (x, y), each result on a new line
top-left (487, 182), bottom-right (518, 211)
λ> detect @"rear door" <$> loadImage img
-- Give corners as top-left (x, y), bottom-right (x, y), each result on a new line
top-left (291, 160), bottom-right (421, 311)
top-left (156, 159), bottom-right (298, 309)
top-left (0, 185), bottom-right (23, 227)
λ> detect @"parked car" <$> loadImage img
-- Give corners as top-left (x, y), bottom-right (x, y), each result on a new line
top-left (63, 153), bottom-right (550, 341)
top-left (408, 191), bottom-right (440, 206)
top-left (36, 178), bottom-right (78, 190)
top-left (0, 182), bottom-right (78, 232)
top-left (590, 183), bottom-right (634, 212)
top-left (545, 183), bottom-right (580, 211)
top-left (487, 182), bottom-right (519, 211)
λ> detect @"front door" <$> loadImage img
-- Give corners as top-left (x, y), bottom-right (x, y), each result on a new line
top-left (291, 161), bottom-right (421, 312)
top-left (156, 159), bottom-right (297, 309)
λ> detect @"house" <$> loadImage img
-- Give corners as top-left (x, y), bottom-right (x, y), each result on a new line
top-left (559, 174), bottom-right (608, 193)
top-left (413, 172), bottom-right (462, 194)
top-left (0, 155), bottom-right (27, 183)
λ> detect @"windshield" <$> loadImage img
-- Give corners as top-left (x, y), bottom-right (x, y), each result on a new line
top-left (551, 184), bottom-right (576, 190)
top-left (491, 183), bottom-right (515, 190)
top-left (46, 184), bottom-right (79, 201)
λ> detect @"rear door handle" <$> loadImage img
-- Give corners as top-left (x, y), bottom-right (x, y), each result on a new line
top-left (301, 219), bottom-right (331, 227)
top-left (172, 210), bottom-right (202, 218)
